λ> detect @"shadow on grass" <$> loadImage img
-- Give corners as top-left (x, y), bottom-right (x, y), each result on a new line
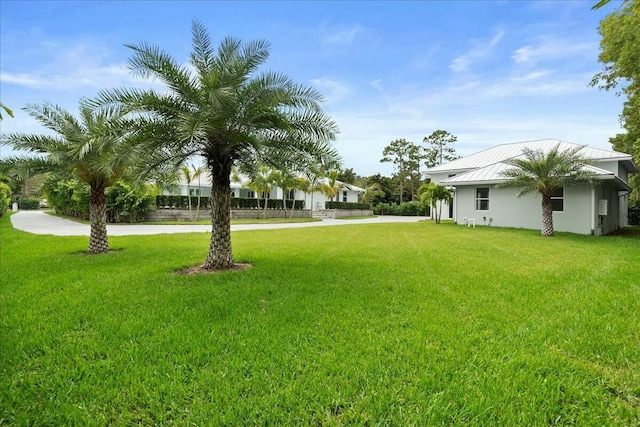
top-left (607, 226), bottom-right (640, 239)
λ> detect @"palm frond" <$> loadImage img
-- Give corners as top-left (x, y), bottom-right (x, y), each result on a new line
top-left (190, 20), bottom-right (216, 76)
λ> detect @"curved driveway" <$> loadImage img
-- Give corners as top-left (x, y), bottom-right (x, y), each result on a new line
top-left (10, 210), bottom-right (424, 236)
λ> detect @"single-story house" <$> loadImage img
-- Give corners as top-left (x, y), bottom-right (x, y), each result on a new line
top-left (163, 171), bottom-right (364, 211)
top-left (424, 139), bottom-right (638, 235)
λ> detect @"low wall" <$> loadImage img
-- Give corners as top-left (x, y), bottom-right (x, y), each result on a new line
top-left (323, 209), bottom-right (374, 218)
top-left (146, 208), bottom-right (311, 221)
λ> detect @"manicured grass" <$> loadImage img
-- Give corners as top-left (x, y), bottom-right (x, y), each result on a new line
top-left (1, 215), bottom-right (639, 425)
top-left (337, 215), bottom-right (378, 220)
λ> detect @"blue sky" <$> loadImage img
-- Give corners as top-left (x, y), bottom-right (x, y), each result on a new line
top-left (0, 0), bottom-right (624, 176)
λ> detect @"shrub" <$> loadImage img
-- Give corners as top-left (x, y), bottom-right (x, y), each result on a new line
top-left (43, 178), bottom-right (90, 219)
top-left (629, 200), bottom-right (640, 226)
top-left (105, 182), bottom-right (155, 223)
top-left (373, 201), bottom-right (426, 216)
top-left (17, 197), bottom-right (42, 210)
top-left (0, 182), bottom-right (12, 217)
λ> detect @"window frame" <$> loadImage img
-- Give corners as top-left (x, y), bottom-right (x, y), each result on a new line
top-left (551, 187), bottom-right (564, 212)
top-left (475, 187), bottom-right (490, 211)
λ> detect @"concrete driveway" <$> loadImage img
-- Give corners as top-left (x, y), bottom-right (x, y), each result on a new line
top-left (10, 210), bottom-right (425, 236)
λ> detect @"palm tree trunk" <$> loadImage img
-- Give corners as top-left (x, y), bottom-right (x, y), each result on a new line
top-left (88, 184), bottom-right (110, 254)
top-left (263, 193), bottom-right (269, 219)
top-left (541, 195), bottom-right (554, 237)
top-left (204, 162), bottom-right (234, 270)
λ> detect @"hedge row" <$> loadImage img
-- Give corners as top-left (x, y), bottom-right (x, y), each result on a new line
top-left (373, 201), bottom-right (429, 216)
top-left (324, 201), bottom-right (371, 210)
top-left (156, 195), bottom-right (304, 210)
top-left (17, 198), bottom-right (41, 210)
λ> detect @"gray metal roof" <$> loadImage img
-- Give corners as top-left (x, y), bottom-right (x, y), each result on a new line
top-left (425, 139), bottom-right (636, 175)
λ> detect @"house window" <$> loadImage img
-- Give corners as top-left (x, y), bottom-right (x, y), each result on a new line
top-left (551, 187), bottom-right (564, 212)
top-left (189, 188), bottom-right (201, 196)
top-left (342, 190), bottom-right (348, 202)
top-left (288, 189), bottom-right (295, 200)
top-left (475, 187), bottom-right (489, 211)
top-left (247, 190), bottom-right (255, 199)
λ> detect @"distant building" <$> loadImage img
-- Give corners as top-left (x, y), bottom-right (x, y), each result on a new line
top-left (424, 139), bottom-right (638, 235)
top-left (164, 171), bottom-right (364, 211)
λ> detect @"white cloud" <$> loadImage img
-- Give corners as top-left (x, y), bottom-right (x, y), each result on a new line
top-left (512, 37), bottom-right (596, 65)
top-left (450, 30), bottom-right (505, 73)
top-left (310, 77), bottom-right (352, 104)
top-left (369, 79), bottom-right (383, 91)
top-left (319, 23), bottom-right (363, 47)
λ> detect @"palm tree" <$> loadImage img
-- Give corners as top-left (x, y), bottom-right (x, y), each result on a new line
top-left (1, 101), bottom-right (140, 253)
top-left (181, 163), bottom-right (203, 221)
top-left (95, 21), bottom-right (339, 270)
top-left (247, 166), bottom-right (277, 219)
top-left (0, 102), bottom-right (14, 121)
top-left (418, 182), bottom-right (452, 224)
top-left (274, 169), bottom-right (297, 218)
top-left (320, 169), bottom-right (342, 203)
top-left (499, 144), bottom-right (598, 237)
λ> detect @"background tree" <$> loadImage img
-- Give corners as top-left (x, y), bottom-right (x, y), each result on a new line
top-left (498, 144), bottom-right (597, 237)
top-left (591, 0), bottom-right (640, 199)
top-left (1, 101), bottom-right (141, 254)
top-left (95, 21), bottom-right (339, 270)
top-left (364, 174), bottom-right (396, 204)
top-left (423, 130), bottom-right (459, 168)
top-left (362, 182), bottom-right (386, 205)
top-left (337, 167), bottom-right (357, 184)
top-left (380, 139), bottom-right (422, 203)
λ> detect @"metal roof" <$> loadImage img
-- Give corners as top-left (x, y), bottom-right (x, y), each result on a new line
top-left (425, 139), bottom-right (636, 175)
top-left (441, 159), bottom-right (624, 188)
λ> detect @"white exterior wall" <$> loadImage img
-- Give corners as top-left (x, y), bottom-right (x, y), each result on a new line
top-left (302, 189), bottom-right (361, 211)
top-left (454, 184), bottom-right (597, 235)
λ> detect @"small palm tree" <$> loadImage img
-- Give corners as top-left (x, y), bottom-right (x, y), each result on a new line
top-left (1, 101), bottom-right (140, 253)
top-left (181, 163), bottom-right (203, 221)
top-left (247, 166), bottom-right (277, 219)
top-left (95, 21), bottom-right (339, 270)
top-left (418, 182), bottom-right (452, 223)
top-left (499, 144), bottom-right (598, 237)
top-left (274, 169), bottom-right (297, 218)
top-left (320, 169), bottom-right (342, 203)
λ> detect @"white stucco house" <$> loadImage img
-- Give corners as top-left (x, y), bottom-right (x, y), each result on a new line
top-left (164, 171), bottom-right (364, 211)
top-left (424, 139), bottom-right (638, 235)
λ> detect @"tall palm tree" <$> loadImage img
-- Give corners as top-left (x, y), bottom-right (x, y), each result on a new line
top-left (1, 101), bottom-right (140, 253)
top-left (499, 144), bottom-right (598, 237)
top-left (95, 21), bottom-right (339, 270)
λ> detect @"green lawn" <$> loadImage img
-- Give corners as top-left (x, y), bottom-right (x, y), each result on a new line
top-left (1, 214), bottom-right (639, 425)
